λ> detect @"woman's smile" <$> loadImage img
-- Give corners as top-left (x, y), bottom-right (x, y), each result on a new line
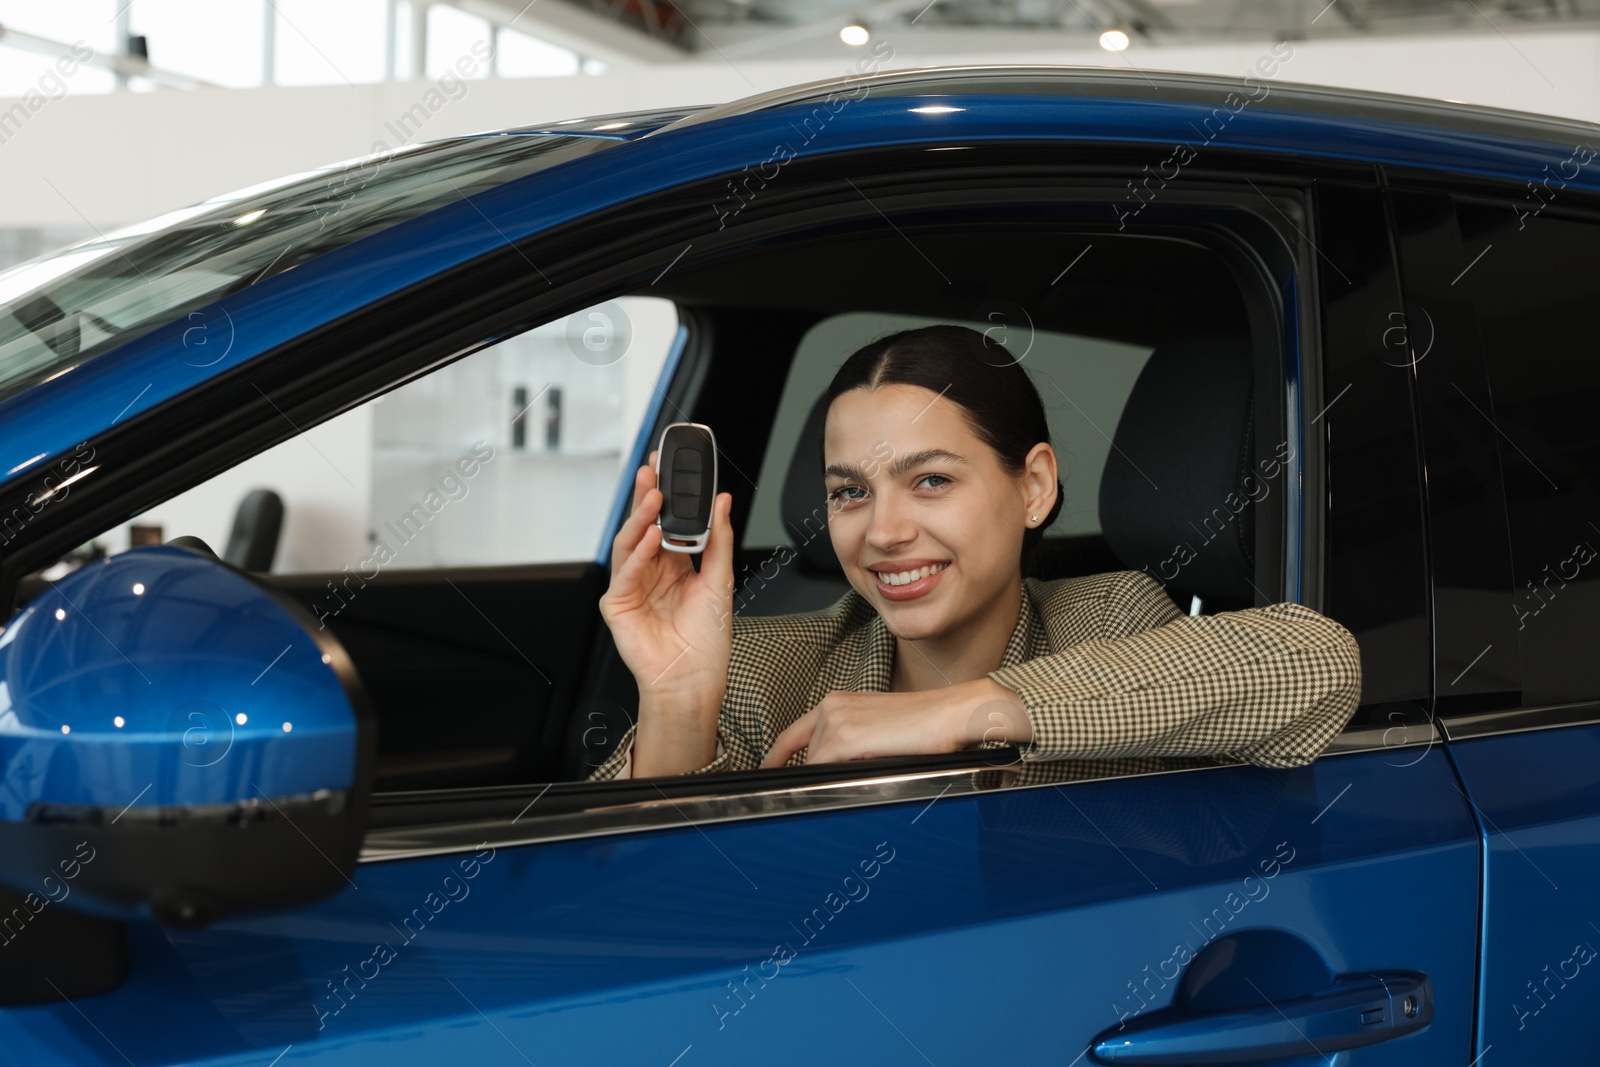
top-left (869, 559), bottom-right (950, 600)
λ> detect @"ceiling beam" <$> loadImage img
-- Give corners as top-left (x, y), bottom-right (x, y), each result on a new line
top-left (0, 22), bottom-right (220, 88)
top-left (447, 0), bottom-right (690, 64)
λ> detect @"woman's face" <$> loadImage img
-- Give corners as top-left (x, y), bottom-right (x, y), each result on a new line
top-left (823, 383), bottom-right (1055, 641)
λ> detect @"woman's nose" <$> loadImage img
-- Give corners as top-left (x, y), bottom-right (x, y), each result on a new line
top-left (865, 492), bottom-right (916, 551)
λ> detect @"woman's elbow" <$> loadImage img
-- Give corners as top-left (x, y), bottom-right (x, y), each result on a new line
top-left (1240, 624), bottom-right (1363, 768)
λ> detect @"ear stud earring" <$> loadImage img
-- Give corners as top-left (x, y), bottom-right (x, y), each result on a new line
top-left (1030, 515), bottom-right (1039, 523)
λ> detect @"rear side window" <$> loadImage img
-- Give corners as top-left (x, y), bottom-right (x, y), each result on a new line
top-left (1454, 198), bottom-right (1600, 704)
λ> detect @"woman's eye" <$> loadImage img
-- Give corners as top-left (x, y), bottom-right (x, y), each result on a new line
top-left (915, 474), bottom-right (951, 490)
top-left (828, 485), bottom-right (866, 504)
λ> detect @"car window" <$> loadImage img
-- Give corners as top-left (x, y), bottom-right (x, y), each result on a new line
top-left (15, 150), bottom-right (1310, 801)
top-left (71, 296), bottom-right (678, 572)
top-left (1453, 197), bottom-right (1600, 704)
top-left (743, 312), bottom-right (1157, 547)
top-left (0, 134), bottom-right (616, 406)
top-left (536, 198), bottom-right (1295, 784)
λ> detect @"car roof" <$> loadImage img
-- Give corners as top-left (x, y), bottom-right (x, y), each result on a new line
top-left (482, 104), bottom-right (713, 139)
top-left (649, 63), bottom-right (1599, 149)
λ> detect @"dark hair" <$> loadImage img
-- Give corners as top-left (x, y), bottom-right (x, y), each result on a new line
top-left (819, 323), bottom-right (1064, 576)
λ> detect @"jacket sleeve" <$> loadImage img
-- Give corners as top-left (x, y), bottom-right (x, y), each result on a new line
top-left (585, 720), bottom-right (753, 781)
top-left (585, 605), bottom-right (851, 781)
top-left (585, 727), bottom-right (734, 781)
top-left (987, 572), bottom-right (1362, 769)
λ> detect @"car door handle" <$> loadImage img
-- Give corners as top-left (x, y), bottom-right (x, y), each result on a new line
top-left (1092, 971), bottom-right (1433, 1064)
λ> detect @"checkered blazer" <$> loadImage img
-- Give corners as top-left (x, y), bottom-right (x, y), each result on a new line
top-left (585, 569), bottom-right (1362, 781)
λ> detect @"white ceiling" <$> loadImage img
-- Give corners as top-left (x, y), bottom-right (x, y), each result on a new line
top-left (466, 0), bottom-right (1600, 60)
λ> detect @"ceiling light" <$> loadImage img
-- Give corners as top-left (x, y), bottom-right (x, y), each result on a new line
top-left (1099, 29), bottom-right (1131, 51)
top-left (840, 23), bottom-right (869, 45)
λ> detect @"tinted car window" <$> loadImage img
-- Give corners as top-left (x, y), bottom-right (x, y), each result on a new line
top-left (1453, 197), bottom-right (1600, 704)
top-left (0, 134), bottom-right (614, 404)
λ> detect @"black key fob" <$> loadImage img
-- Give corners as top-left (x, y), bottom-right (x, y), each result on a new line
top-left (655, 422), bottom-right (716, 553)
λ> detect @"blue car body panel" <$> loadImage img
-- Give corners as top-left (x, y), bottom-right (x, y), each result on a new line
top-left (1447, 724), bottom-right (1600, 1057)
top-left (1, 92), bottom-right (1596, 492)
top-left (2, 751), bottom-right (1479, 1065)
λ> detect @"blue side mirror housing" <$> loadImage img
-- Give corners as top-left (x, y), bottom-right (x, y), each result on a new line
top-left (0, 545), bottom-right (374, 933)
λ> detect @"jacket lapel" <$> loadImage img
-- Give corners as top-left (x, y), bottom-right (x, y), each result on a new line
top-left (850, 610), bottom-right (896, 692)
top-left (1002, 579), bottom-right (1053, 668)
top-left (847, 579), bottom-right (1048, 693)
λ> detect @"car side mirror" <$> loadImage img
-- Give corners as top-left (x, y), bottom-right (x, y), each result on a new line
top-left (0, 545), bottom-right (374, 1001)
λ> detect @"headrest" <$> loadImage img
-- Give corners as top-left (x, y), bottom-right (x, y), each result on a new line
top-left (224, 488), bottom-right (285, 573)
top-left (1098, 324), bottom-right (1258, 609)
top-left (780, 393), bottom-right (841, 571)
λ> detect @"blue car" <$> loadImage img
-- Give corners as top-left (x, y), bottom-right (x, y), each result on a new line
top-left (1, 63), bottom-right (1597, 1064)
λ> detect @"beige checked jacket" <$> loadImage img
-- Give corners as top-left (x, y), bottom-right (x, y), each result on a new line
top-left (585, 569), bottom-right (1363, 782)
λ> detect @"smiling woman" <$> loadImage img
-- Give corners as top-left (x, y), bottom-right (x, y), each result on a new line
top-left (588, 324), bottom-right (1363, 781)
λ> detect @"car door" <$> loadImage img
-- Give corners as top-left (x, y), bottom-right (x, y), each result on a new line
top-left (1388, 169), bottom-right (1600, 1062)
top-left (2, 93), bottom-right (1482, 1065)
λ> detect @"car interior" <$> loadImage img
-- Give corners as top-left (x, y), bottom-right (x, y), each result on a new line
top-left (552, 221), bottom-right (1287, 784)
top-left (19, 195), bottom-right (1296, 799)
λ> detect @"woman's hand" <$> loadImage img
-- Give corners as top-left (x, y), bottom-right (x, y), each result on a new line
top-left (759, 677), bottom-right (1034, 768)
top-left (599, 451), bottom-right (735, 775)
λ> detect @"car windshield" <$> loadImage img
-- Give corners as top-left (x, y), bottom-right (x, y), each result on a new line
top-left (0, 133), bottom-right (615, 405)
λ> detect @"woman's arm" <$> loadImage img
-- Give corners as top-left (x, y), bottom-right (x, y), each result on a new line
top-left (590, 593), bottom-right (859, 780)
top-left (759, 573), bottom-right (1360, 769)
top-left (989, 583), bottom-right (1363, 768)
top-left (592, 454), bottom-right (737, 778)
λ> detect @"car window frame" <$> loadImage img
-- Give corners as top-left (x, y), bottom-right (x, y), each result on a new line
top-left (0, 143), bottom-right (1385, 859)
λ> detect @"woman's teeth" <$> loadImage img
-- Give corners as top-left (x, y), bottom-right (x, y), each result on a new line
top-left (876, 563), bottom-right (948, 586)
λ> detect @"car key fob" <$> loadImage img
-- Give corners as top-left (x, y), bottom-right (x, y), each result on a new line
top-left (654, 422), bottom-right (717, 553)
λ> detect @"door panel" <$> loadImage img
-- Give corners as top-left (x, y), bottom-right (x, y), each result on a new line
top-left (4, 754), bottom-right (1477, 1066)
top-left (270, 563), bottom-right (604, 788)
top-left (1448, 724), bottom-right (1600, 1053)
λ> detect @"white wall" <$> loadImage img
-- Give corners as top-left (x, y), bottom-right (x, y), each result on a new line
top-left (115, 403), bottom-right (374, 571)
top-left (1, 29), bottom-right (1599, 228)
